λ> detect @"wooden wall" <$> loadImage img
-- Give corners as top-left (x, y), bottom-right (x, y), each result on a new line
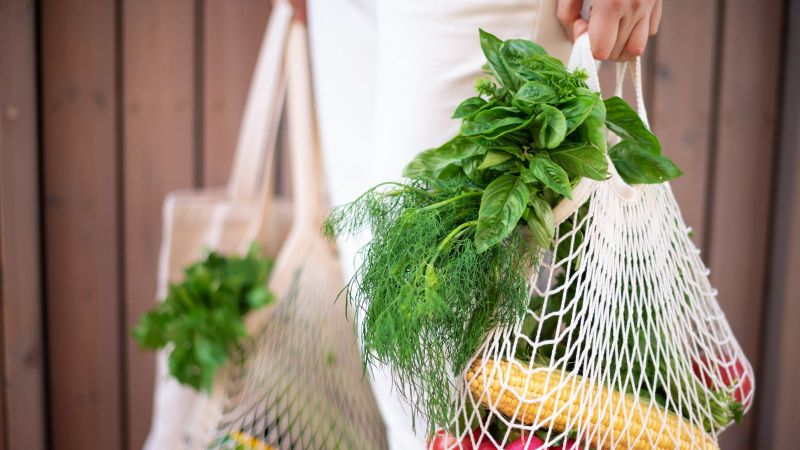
top-left (0, 0), bottom-right (796, 449)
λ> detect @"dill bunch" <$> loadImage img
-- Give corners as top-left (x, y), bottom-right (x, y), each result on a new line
top-left (325, 179), bottom-right (535, 431)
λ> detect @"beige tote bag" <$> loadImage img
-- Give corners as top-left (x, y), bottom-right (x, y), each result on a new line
top-left (143, 3), bottom-right (294, 449)
top-left (179, 17), bottom-right (388, 450)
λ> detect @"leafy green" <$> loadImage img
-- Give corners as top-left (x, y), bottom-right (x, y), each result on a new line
top-left (609, 140), bottom-right (684, 184)
top-left (475, 174), bottom-right (530, 252)
top-left (324, 180), bottom-right (534, 432)
top-left (324, 29), bottom-right (684, 432)
top-left (550, 142), bottom-right (609, 181)
top-left (528, 154), bottom-right (572, 198)
top-left (133, 245), bottom-right (275, 392)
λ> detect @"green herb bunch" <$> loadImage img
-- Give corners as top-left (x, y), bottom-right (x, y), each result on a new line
top-left (324, 29), bottom-right (681, 432)
top-left (133, 244), bottom-right (275, 392)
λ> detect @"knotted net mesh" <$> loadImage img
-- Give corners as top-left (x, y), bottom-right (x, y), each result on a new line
top-left (447, 179), bottom-right (754, 450)
top-left (180, 240), bottom-right (388, 450)
top-left (437, 36), bottom-right (754, 450)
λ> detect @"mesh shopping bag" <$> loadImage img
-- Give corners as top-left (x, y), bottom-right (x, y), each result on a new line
top-left (178, 17), bottom-right (388, 450)
top-left (143, 4), bottom-right (294, 449)
top-left (444, 34), bottom-right (755, 450)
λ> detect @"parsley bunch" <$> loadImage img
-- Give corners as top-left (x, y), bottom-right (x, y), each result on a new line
top-left (133, 245), bottom-right (275, 392)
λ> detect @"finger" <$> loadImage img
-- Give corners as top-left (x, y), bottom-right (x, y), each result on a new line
top-left (572, 17), bottom-right (589, 39)
top-left (556, 0), bottom-right (585, 40)
top-left (293, 0), bottom-right (307, 24)
top-left (610, 16), bottom-right (636, 60)
top-left (649, 0), bottom-right (663, 35)
top-left (621, 18), bottom-right (650, 59)
top-left (588, 8), bottom-right (621, 60)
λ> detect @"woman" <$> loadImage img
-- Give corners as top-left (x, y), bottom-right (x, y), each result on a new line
top-left (306, 0), bottom-right (662, 447)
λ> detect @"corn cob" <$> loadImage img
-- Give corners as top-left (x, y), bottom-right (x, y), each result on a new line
top-left (466, 359), bottom-right (718, 450)
top-left (228, 431), bottom-right (277, 450)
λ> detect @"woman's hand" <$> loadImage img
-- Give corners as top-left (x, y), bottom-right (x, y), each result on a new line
top-left (556, 0), bottom-right (663, 60)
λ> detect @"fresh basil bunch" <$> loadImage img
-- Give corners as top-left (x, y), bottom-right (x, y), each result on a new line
top-left (406, 29), bottom-right (681, 253)
top-left (324, 29), bottom-right (681, 432)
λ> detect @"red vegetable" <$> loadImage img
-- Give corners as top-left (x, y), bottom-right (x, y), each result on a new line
top-left (551, 439), bottom-right (582, 450)
top-left (475, 440), bottom-right (500, 450)
top-left (693, 354), bottom-right (753, 406)
top-left (429, 430), bottom-right (462, 450)
top-left (505, 435), bottom-right (545, 449)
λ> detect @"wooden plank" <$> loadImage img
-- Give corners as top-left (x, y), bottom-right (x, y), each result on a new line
top-left (756, 0), bottom-right (800, 447)
top-left (649, 0), bottom-right (719, 248)
top-left (202, 0), bottom-right (271, 187)
top-left (121, 1), bottom-right (198, 448)
top-left (0, 0), bottom-right (48, 449)
top-left (40, 0), bottom-right (124, 448)
top-left (705, 0), bottom-right (784, 448)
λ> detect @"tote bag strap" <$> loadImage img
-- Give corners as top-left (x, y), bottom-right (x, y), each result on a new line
top-left (553, 33), bottom-right (642, 224)
top-left (227, 0), bottom-right (293, 204)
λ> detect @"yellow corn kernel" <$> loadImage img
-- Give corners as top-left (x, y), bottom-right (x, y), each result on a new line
top-left (229, 431), bottom-right (277, 450)
top-left (466, 359), bottom-right (718, 450)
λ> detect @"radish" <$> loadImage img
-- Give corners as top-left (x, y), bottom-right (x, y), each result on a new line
top-left (429, 430), bottom-right (461, 450)
top-left (504, 435), bottom-right (545, 449)
top-left (693, 354), bottom-right (753, 406)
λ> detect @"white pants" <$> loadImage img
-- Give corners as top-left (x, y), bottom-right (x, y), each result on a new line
top-left (307, 1), bottom-right (571, 448)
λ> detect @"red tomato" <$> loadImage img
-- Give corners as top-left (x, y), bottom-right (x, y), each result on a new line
top-left (693, 354), bottom-right (753, 405)
top-left (504, 435), bottom-right (545, 449)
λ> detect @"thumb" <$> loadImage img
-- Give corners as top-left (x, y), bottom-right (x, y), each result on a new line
top-left (572, 18), bottom-right (589, 41)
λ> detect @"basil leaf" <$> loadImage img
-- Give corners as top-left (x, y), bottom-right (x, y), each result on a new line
top-left (609, 140), bottom-right (683, 184)
top-left (528, 154), bottom-right (572, 199)
top-left (604, 96), bottom-right (661, 155)
top-left (462, 154), bottom-right (487, 185)
top-left (512, 80), bottom-right (559, 114)
top-left (560, 94), bottom-right (595, 135)
top-left (478, 150), bottom-right (513, 170)
top-left (403, 136), bottom-right (484, 179)
top-left (549, 142), bottom-right (609, 181)
top-left (577, 93), bottom-right (607, 154)
top-left (501, 39), bottom-right (546, 62)
top-left (533, 104), bottom-right (567, 149)
top-left (526, 196), bottom-right (556, 249)
top-left (461, 106), bottom-right (529, 139)
top-left (479, 29), bottom-right (520, 91)
top-left (475, 174), bottom-right (530, 252)
top-left (452, 96), bottom-right (487, 119)
top-left (501, 39), bottom-right (547, 86)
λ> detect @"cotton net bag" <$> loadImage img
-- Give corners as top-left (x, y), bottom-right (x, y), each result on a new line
top-left (178, 9), bottom-right (387, 450)
top-left (444, 34), bottom-right (755, 450)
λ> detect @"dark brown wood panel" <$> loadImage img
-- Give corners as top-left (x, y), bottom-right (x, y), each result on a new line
top-left (122, 1), bottom-right (198, 448)
top-left (40, 0), bottom-right (124, 448)
top-left (202, 0), bottom-right (271, 187)
top-left (756, 0), bottom-right (800, 446)
top-left (706, 0), bottom-right (785, 448)
top-left (650, 0), bottom-right (719, 248)
top-left (0, 1), bottom-right (47, 448)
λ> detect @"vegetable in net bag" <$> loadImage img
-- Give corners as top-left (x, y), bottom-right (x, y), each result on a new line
top-left (326, 30), bottom-right (753, 450)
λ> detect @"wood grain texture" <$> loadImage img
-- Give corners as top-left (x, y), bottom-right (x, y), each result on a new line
top-left (705, 0), bottom-right (785, 448)
top-left (0, 0), bottom-right (48, 448)
top-left (202, 0), bottom-right (271, 187)
top-left (649, 0), bottom-right (719, 248)
top-left (122, 1), bottom-right (198, 448)
top-left (40, 0), bottom-right (124, 448)
top-left (756, 0), bottom-right (800, 446)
